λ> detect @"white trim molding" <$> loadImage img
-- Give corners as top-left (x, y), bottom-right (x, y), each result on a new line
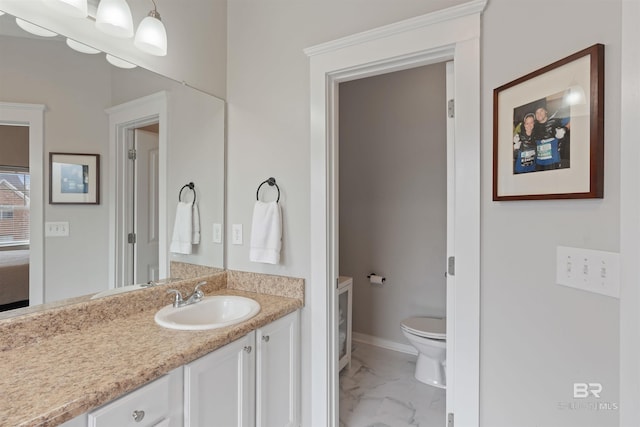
top-left (303, 0), bottom-right (488, 57)
top-left (619, 0), bottom-right (640, 425)
top-left (106, 91), bottom-right (168, 288)
top-left (306, 1), bottom-right (485, 426)
top-left (352, 332), bottom-right (418, 356)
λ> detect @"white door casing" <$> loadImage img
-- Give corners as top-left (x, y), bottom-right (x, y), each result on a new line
top-left (305, 1), bottom-right (485, 425)
top-left (106, 92), bottom-right (168, 288)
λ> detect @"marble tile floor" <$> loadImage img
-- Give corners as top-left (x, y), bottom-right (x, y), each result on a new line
top-left (339, 341), bottom-right (446, 427)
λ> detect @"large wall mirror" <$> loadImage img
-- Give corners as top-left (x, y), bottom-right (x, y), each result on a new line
top-left (0, 12), bottom-right (225, 316)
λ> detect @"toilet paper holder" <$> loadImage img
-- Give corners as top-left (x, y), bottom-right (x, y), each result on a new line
top-left (367, 273), bottom-right (386, 284)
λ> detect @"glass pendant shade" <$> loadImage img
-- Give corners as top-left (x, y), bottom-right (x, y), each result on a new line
top-left (106, 54), bottom-right (136, 69)
top-left (15, 18), bottom-right (58, 37)
top-left (66, 38), bottom-right (101, 54)
top-left (134, 13), bottom-right (167, 56)
top-left (95, 0), bottom-right (134, 38)
top-left (43, 0), bottom-right (88, 18)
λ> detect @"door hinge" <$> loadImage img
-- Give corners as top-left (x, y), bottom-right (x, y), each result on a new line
top-left (447, 256), bottom-right (455, 276)
top-left (128, 148), bottom-right (137, 160)
top-left (447, 99), bottom-right (455, 118)
top-left (447, 413), bottom-right (454, 427)
top-left (127, 232), bottom-right (136, 244)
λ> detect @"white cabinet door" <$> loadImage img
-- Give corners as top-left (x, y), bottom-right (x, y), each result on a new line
top-left (184, 332), bottom-right (255, 427)
top-left (256, 311), bottom-right (299, 427)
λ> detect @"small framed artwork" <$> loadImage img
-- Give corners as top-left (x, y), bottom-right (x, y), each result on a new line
top-left (493, 44), bottom-right (604, 201)
top-left (49, 153), bottom-right (100, 204)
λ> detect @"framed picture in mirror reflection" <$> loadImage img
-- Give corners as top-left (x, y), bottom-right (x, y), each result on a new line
top-left (49, 153), bottom-right (100, 204)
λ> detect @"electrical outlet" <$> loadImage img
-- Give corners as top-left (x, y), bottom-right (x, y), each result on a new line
top-left (556, 246), bottom-right (620, 298)
top-left (232, 224), bottom-right (243, 245)
top-left (45, 221), bottom-right (69, 237)
top-left (213, 223), bottom-right (222, 244)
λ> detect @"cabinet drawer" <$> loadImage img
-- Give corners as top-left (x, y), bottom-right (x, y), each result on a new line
top-left (88, 375), bottom-right (170, 427)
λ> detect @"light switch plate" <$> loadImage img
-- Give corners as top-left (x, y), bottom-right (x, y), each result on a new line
top-left (45, 221), bottom-right (69, 237)
top-left (232, 224), bottom-right (243, 245)
top-left (213, 223), bottom-right (222, 244)
top-left (556, 246), bottom-right (620, 298)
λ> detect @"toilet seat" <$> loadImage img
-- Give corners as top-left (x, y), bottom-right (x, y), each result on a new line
top-left (401, 317), bottom-right (446, 340)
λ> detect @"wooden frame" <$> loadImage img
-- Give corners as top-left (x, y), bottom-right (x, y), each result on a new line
top-left (493, 44), bottom-right (604, 201)
top-left (49, 152), bottom-right (100, 204)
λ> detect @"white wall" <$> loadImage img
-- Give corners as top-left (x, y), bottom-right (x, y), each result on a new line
top-left (339, 64), bottom-right (447, 344)
top-left (0, 36), bottom-right (112, 301)
top-left (227, 1), bottom-right (621, 426)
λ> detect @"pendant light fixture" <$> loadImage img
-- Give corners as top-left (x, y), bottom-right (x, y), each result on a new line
top-left (134, 0), bottom-right (167, 56)
top-left (106, 54), bottom-right (137, 69)
top-left (95, 0), bottom-right (134, 38)
top-left (66, 38), bottom-right (101, 54)
top-left (43, 0), bottom-right (88, 18)
top-left (15, 18), bottom-right (58, 37)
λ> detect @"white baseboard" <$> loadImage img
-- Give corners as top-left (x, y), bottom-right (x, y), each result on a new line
top-left (352, 332), bottom-right (417, 356)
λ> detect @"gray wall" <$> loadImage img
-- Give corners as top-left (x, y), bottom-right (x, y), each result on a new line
top-left (480, 1), bottom-right (621, 426)
top-left (110, 68), bottom-right (226, 271)
top-left (226, 1), bottom-right (621, 426)
top-left (0, 36), bottom-right (112, 301)
top-left (338, 64), bottom-right (447, 345)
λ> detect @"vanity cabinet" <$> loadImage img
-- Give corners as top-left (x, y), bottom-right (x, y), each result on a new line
top-left (184, 332), bottom-right (255, 426)
top-left (184, 310), bottom-right (300, 427)
top-left (66, 311), bottom-right (299, 427)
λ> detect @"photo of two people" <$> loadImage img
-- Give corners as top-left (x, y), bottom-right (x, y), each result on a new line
top-left (512, 93), bottom-right (571, 175)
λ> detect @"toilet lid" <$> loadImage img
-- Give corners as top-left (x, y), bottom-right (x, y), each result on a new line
top-left (401, 317), bottom-right (446, 340)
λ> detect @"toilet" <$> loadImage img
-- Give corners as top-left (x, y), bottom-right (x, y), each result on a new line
top-left (400, 316), bottom-right (446, 388)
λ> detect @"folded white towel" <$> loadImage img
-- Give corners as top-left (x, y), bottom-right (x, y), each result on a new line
top-left (192, 202), bottom-right (201, 244)
top-left (170, 202), bottom-right (200, 254)
top-left (250, 201), bottom-right (282, 264)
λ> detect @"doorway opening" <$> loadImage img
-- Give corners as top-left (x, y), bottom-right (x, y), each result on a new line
top-left (337, 62), bottom-right (450, 425)
top-left (0, 125), bottom-right (31, 311)
top-left (0, 103), bottom-right (44, 309)
top-left (126, 126), bottom-right (160, 285)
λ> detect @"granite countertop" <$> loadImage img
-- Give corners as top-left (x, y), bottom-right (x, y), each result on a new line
top-left (0, 270), bottom-right (304, 427)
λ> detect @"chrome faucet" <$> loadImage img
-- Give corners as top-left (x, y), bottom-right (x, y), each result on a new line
top-left (167, 281), bottom-right (207, 308)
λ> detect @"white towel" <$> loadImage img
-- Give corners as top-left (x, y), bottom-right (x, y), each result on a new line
top-left (170, 202), bottom-right (200, 254)
top-left (250, 201), bottom-right (282, 264)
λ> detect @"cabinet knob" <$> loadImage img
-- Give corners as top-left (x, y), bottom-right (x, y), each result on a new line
top-left (262, 335), bottom-right (270, 342)
top-left (132, 410), bottom-right (145, 422)
top-left (244, 346), bottom-right (252, 353)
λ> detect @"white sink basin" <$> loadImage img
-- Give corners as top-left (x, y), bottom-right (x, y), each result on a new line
top-left (154, 295), bottom-right (261, 331)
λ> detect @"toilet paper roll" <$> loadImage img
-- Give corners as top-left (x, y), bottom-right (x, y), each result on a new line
top-left (369, 274), bottom-right (386, 285)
